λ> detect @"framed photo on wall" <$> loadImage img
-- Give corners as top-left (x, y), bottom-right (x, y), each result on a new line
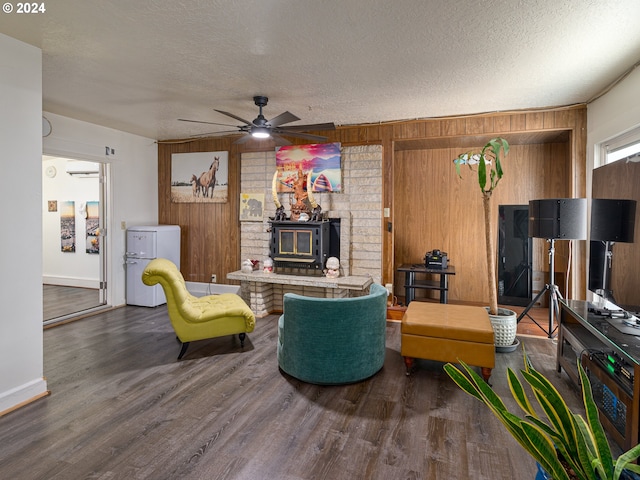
top-left (60, 200), bottom-right (75, 252)
top-left (170, 151), bottom-right (229, 203)
top-left (275, 143), bottom-right (342, 193)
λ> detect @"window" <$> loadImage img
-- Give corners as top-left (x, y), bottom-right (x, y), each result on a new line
top-left (601, 126), bottom-right (640, 165)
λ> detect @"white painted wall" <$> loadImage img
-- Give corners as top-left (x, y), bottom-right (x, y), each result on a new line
top-left (587, 67), bottom-right (640, 175)
top-left (42, 157), bottom-right (101, 287)
top-left (0, 33), bottom-right (159, 413)
top-left (0, 34), bottom-right (48, 413)
top-left (43, 112), bottom-right (159, 307)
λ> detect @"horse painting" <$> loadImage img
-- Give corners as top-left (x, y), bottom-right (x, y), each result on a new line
top-left (171, 151), bottom-right (228, 203)
top-left (198, 156), bottom-right (220, 198)
top-left (190, 174), bottom-right (202, 197)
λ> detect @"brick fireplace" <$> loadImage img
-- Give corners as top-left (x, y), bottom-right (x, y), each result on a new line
top-left (236, 145), bottom-right (383, 315)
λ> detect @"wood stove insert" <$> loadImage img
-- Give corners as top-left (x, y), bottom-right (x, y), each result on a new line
top-left (270, 220), bottom-right (330, 270)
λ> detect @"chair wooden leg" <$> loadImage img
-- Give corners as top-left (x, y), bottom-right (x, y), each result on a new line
top-left (403, 356), bottom-right (415, 375)
top-left (239, 333), bottom-right (246, 347)
top-left (177, 342), bottom-right (190, 360)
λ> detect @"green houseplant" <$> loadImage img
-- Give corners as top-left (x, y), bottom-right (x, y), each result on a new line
top-left (453, 137), bottom-right (509, 317)
top-left (454, 138), bottom-right (517, 347)
top-left (444, 352), bottom-right (640, 480)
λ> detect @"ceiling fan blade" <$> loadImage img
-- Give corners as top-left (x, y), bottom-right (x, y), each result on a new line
top-left (178, 118), bottom-right (238, 127)
top-left (271, 134), bottom-right (292, 146)
top-left (214, 109), bottom-right (253, 126)
top-left (233, 133), bottom-right (255, 144)
top-left (280, 122), bottom-right (336, 132)
top-left (268, 111), bottom-right (300, 128)
top-left (275, 130), bottom-right (329, 142)
top-left (189, 129), bottom-right (242, 138)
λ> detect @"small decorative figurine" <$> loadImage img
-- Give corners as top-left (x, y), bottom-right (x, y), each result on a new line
top-left (263, 258), bottom-right (273, 274)
top-left (241, 259), bottom-right (254, 274)
top-left (325, 256), bottom-right (340, 278)
top-left (271, 168), bottom-right (321, 222)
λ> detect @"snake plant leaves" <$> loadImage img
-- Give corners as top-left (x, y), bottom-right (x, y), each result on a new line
top-left (444, 346), bottom-right (640, 480)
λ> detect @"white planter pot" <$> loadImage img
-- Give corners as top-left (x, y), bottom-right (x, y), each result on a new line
top-left (486, 307), bottom-right (518, 348)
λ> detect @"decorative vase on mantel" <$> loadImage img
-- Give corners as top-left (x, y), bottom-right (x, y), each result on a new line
top-left (486, 307), bottom-right (518, 350)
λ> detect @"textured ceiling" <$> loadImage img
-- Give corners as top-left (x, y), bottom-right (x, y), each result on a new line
top-left (2, 0), bottom-right (640, 141)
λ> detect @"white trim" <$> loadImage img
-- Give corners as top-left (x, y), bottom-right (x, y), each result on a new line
top-left (185, 281), bottom-right (240, 297)
top-left (44, 135), bottom-right (114, 163)
top-left (42, 276), bottom-right (100, 289)
top-left (597, 124), bottom-right (640, 167)
top-left (0, 378), bottom-right (48, 415)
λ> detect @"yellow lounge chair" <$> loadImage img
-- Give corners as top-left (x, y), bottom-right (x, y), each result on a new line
top-left (142, 258), bottom-right (255, 359)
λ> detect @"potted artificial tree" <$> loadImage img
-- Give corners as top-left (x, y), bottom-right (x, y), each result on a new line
top-left (444, 352), bottom-right (640, 480)
top-left (454, 138), bottom-right (518, 349)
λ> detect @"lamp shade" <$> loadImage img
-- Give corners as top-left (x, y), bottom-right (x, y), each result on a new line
top-left (590, 199), bottom-right (636, 243)
top-left (529, 198), bottom-right (587, 240)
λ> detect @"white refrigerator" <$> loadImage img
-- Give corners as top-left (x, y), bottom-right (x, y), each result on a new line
top-left (125, 225), bottom-right (181, 307)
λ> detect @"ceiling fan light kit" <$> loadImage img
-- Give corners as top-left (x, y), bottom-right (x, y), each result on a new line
top-left (179, 95), bottom-right (335, 145)
top-left (251, 126), bottom-right (271, 139)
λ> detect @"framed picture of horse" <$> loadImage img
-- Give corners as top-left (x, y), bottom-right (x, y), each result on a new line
top-left (170, 151), bottom-right (229, 203)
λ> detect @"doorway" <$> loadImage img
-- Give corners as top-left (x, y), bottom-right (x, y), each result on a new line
top-left (42, 156), bottom-right (108, 325)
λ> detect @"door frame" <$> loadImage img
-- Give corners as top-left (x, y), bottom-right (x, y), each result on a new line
top-left (42, 152), bottom-right (111, 325)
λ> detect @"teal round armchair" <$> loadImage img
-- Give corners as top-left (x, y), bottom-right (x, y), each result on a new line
top-left (277, 282), bottom-right (388, 385)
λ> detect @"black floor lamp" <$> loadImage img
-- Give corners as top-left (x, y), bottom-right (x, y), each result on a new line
top-left (517, 198), bottom-right (587, 338)
top-left (590, 199), bottom-right (636, 304)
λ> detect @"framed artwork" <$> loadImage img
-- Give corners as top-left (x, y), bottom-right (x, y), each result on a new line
top-left (170, 151), bottom-right (229, 203)
top-left (85, 201), bottom-right (100, 254)
top-left (275, 142), bottom-right (341, 193)
top-left (60, 201), bottom-right (75, 253)
top-left (240, 193), bottom-right (264, 221)
top-left (48, 200), bottom-right (57, 212)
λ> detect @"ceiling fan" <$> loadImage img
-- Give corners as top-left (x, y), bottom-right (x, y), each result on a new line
top-left (178, 96), bottom-right (336, 145)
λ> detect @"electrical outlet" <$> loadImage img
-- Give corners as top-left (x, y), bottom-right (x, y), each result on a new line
top-left (210, 274), bottom-right (217, 283)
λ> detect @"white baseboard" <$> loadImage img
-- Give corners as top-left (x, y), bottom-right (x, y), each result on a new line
top-left (185, 281), bottom-right (240, 297)
top-left (43, 276), bottom-right (100, 289)
top-left (0, 378), bottom-right (49, 416)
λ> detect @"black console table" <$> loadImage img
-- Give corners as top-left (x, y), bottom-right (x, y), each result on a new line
top-left (397, 264), bottom-right (455, 304)
top-left (557, 299), bottom-right (640, 450)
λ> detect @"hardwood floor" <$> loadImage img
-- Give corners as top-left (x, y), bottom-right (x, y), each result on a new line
top-left (0, 305), bottom-right (585, 480)
top-left (510, 304), bottom-right (560, 338)
top-left (43, 284), bottom-right (102, 321)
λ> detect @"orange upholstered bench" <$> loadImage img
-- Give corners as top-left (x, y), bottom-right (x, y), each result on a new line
top-left (401, 302), bottom-right (495, 381)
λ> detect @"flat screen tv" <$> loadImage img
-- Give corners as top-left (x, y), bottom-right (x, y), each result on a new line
top-left (588, 160), bottom-right (640, 313)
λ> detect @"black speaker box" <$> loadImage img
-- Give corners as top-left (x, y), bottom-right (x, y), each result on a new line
top-left (529, 198), bottom-right (587, 240)
top-left (590, 199), bottom-right (636, 243)
top-left (498, 205), bottom-right (532, 306)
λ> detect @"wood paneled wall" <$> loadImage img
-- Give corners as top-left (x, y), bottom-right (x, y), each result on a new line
top-left (158, 105), bottom-right (587, 300)
top-left (157, 138), bottom-right (241, 283)
top-left (393, 143), bottom-right (572, 304)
